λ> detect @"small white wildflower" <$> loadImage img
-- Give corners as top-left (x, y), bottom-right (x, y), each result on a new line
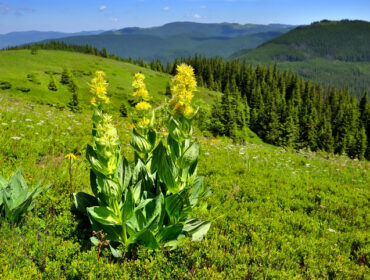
top-left (11, 120), bottom-right (17, 123)
top-left (328, 228), bottom-right (335, 233)
top-left (1, 123), bottom-right (8, 126)
top-left (27, 125), bottom-right (34, 128)
top-left (25, 119), bottom-right (32, 122)
top-left (35, 132), bottom-right (39, 135)
top-left (11, 136), bottom-right (21, 140)
top-left (20, 134), bottom-right (25, 137)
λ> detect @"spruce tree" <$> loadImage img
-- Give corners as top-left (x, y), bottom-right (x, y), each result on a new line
top-left (48, 74), bottom-right (57, 91)
top-left (60, 68), bottom-right (70, 85)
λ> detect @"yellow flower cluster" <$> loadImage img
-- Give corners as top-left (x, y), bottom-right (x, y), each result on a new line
top-left (132, 73), bottom-right (150, 102)
top-left (95, 113), bottom-right (120, 159)
top-left (170, 64), bottom-right (197, 117)
top-left (135, 101), bottom-right (152, 111)
top-left (90, 71), bottom-right (109, 105)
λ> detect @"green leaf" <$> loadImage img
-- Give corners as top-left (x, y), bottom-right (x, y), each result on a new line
top-left (167, 134), bottom-right (180, 159)
top-left (177, 141), bottom-right (199, 169)
top-left (86, 145), bottom-right (108, 176)
top-left (121, 187), bottom-right (134, 221)
top-left (87, 213), bottom-right (124, 243)
top-left (165, 191), bottom-right (186, 224)
top-left (167, 116), bottom-right (186, 142)
top-left (87, 206), bottom-right (122, 226)
top-left (128, 229), bottom-right (160, 250)
top-left (183, 218), bottom-right (211, 241)
top-left (73, 192), bottom-right (98, 214)
top-left (189, 177), bottom-right (204, 208)
top-left (117, 156), bottom-right (131, 192)
top-left (133, 180), bottom-right (142, 204)
top-left (157, 224), bottom-right (183, 242)
top-left (0, 175), bottom-right (7, 188)
top-left (90, 236), bottom-right (100, 246)
top-left (152, 142), bottom-right (179, 193)
top-left (130, 129), bottom-right (153, 154)
top-left (109, 244), bottom-right (123, 258)
top-left (8, 168), bottom-right (28, 206)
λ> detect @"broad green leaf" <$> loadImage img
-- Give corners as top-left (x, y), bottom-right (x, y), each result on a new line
top-left (86, 145), bottom-right (109, 176)
top-left (87, 206), bottom-right (122, 226)
top-left (0, 175), bottom-right (7, 188)
top-left (177, 141), bottom-right (199, 169)
top-left (128, 229), bottom-right (160, 250)
top-left (117, 156), bottom-right (131, 192)
top-left (152, 142), bottom-right (179, 193)
top-left (130, 129), bottom-right (153, 154)
top-left (189, 177), bottom-right (204, 208)
top-left (121, 187), bottom-right (134, 221)
top-left (8, 168), bottom-right (28, 206)
top-left (165, 192), bottom-right (186, 224)
top-left (167, 116), bottom-right (186, 142)
top-left (73, 192), bottom-right (98, 214)
top-left (109, 244), bottom-right (123, 258)
top-left (87, 211), bottom-right (124, 243)
top-left (157, 224), bottom-right (183, 242)
top-left (183, 218), bottom-right (211, 241)
top-left (147, 129), bottom-right (157, 148)
top-left (90, 236), bottom-right (100, 246)
top-left (133, 180), bottom-right (142, 204)
top-left (167, 134), bottom-right (180, 159)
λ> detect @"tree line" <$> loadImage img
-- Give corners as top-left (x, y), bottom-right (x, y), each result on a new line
top-left (6, 42), bottom-right (369, 159)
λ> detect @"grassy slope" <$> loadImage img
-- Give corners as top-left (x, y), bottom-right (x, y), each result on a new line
top-left (0, 50), bottom-right (219, 112)
top-left (0, 50), bottom-right (369, 279)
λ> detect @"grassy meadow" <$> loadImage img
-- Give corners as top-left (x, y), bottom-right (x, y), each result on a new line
top-left (0, 50), bottom-right (369, 279)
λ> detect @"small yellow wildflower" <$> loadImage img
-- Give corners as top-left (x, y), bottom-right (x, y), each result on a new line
top-left (135, 101), bottom-right (152, 111)
top-left (137, 118), bottom-right (150, 128)
top-left (65, 153), bottom-right (77, 160)
top-left (91, 97), bottom-right (97, 106)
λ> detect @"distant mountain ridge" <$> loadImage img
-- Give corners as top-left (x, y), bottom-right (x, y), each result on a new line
top-left (233, 20), bottom-right (370, 62)
top-left (0, 30), bottom-right (105, 49)
top-left (231, 20), bottom-right (370, 96)
top-left (47, 21), bottom-right (294, 61)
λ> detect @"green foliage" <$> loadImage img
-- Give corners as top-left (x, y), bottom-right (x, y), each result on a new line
top-left (0, 168), bottom-right (49, 223)
top-left (60, 68), bottom-right (70, 85)
top-left (48, 74), bottom-right (58, 91)
top-left (0, 94), bottom-right (369, 278)
top-left (0, 80), bottom-right (11, 90)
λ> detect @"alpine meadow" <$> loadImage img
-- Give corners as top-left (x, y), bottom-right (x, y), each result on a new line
top-left (0, 1), bottom-right (369, 279)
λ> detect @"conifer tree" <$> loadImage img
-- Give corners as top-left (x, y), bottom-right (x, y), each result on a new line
top-left (48, 74), bottom-right (57, 91)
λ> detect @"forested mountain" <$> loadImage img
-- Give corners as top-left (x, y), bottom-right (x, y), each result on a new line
top-left (0, 30), bottom-right (104, 49)
top-left (47, 22), bottom-right (293, 61)
top-left (232, 20), bottom-right (370, 97)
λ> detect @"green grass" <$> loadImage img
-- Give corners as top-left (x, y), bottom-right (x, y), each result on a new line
top-left (0, 49), bottom-right (219, 112)
top-left (0, 50), bottom-right (369, 279)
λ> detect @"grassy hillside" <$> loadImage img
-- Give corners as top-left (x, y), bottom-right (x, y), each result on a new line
top-left (0, 49), bottom-right (219, 112)
top-left (51, 22), bottom-right (294, 62)
top-left (0, 90), bottom-right (368, 279)
top-left (0, 49), bottom-right (369, 279)
top-left (233, 20), bottom-right (370, 97)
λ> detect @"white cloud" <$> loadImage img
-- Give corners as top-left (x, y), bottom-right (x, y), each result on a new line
top-left (163, 6), bottom-right (170, 11)
top-left (200, 5), bottom-right (207, 9)
top-left (192, 13), bottom-right (202, 19)
top-left (110, 17), bottom-right (118, 22)
top-left (0, 3), bottom-right (10, 15)
top-left (99, 5), bottom-right (107, 11)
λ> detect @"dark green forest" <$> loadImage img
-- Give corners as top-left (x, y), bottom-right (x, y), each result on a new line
top-left (8, 41), bottom-right (370, 160)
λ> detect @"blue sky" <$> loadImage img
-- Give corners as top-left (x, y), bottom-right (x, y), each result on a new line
top-left (0, 0), bottom-right (369, 33)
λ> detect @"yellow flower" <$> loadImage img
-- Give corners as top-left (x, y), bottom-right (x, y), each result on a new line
top-left (135, 101), bottom-right (152, 111)
top-left (169, 64), bottom-right (197, 117)
top-left (65, 153), bottom-right (77, 160)
top-left (137, 118), bottom-right (150, 128)
top-left (89, 71), bottom-right (109, 105)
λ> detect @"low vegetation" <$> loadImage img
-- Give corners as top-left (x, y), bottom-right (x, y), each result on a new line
top-left (0, 49), bottom-right (369, 279)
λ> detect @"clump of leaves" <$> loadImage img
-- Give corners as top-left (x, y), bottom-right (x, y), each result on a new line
top-left (0, 168), bottom-right (50, 223)
top-left (74, 67), bottom-right (211, 257)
